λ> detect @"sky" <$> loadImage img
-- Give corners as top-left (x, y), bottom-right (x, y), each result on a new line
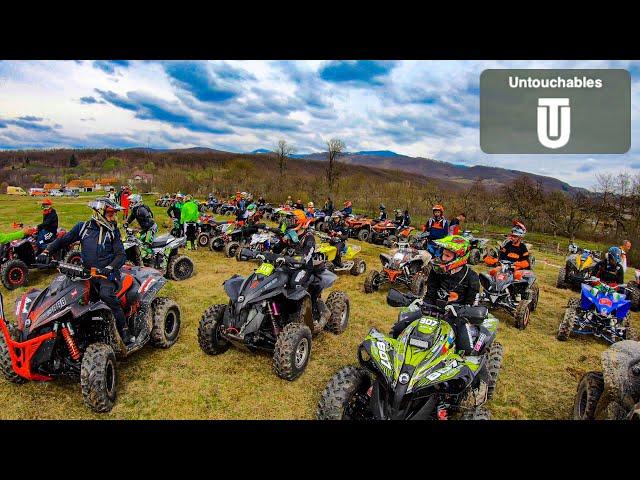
top-left (0, 59), bottom-right (639, 188)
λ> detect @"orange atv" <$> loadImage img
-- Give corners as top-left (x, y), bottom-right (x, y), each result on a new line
top-left (364, 243), bottom-right (431, 296)
top-left (369, 220), bottom-right (416, 247)
top-left (344, 215), bottom-right (375, 242)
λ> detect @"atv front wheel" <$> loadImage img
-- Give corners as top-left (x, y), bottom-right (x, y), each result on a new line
top-left (168, 255), bottom-right (194, 281)
top-left (1, 259), bottom-right (29, 290)
top-left (317, 365), bottom-right (372, 420)
top-left (197, 232), bottom-right (211, 248)
top-left (514, 299), bottom-right (532, 330)
top-left (289, 296), bottom-right (315, 333)
top-left (80, 343), bottom-right (117, 413)
top-left (325, 291), bottom-right (350, 334)
top-left (224, 241), bottom-right (241, 258)
top-left (486, 247), bottom-right (499, 259)
top-left (386, 235), bottom-right (398, 247)
top-left (410, 272), bottom-right (428, 297)
top-left (0, 324), bottom-right (27, 384)
top-left (364, 270), bottom-right (381, 294)
top-left (63, 249), bottom-right (82, 266)
top-left (150, 298), bottom-right (181, 348)
top-left (209, 236), bottom-right (225, 252)
top-left (573, 371), bottom-right (604, 420)
top-left (556, 267), bottom-right (567, 289)
top-left (469, 248), bottom-right (482, 265)
top-left (486, 342), bottom-right (504, 400)
top-left (350, 258), bottom-right (366, 276)
top-left (357, 229), bottom-right (370, 242)
top-left (198, 305), bottom-right (230, 355)
top-left (557, 298), bottom-right (580, 341)
top-left (273, 323), bottom-right (312, 381)
top-left (523, 282), bottom-right (540, 311)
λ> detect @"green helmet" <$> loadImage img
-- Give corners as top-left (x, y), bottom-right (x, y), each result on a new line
top-left (430, 235), bottom-right (471, 273)
top-left (247, 203), bottom-right (257, 212)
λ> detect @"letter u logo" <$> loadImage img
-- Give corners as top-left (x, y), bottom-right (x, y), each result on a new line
top-left (537, 98), bottom-right (570, 149)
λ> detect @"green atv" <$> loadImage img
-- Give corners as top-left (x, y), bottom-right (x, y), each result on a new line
top-left (317, 288), bottom-right (503, 420)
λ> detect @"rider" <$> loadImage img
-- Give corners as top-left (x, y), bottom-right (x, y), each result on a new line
top-left (294, 198), bottom-right (305, 210)
top-left (377, 204), bottom-right (387, 221)
top-left (449, 213), bottom-right (466, 236)
top-left (397, 209), bottom-right (411, 233)
top-left (324, 197), bottom-right (334, 216)
top-left (257, 195), bottom-right (266, 207)
top-left (36, 198), bottom-right (134, 344)
top-left (180, 195), bottom-right (200, 250)
top-left (167, 193), bottom-right (184, 235)
top-left (124, 194), bottom-right (157, 258)
top-left (120, 186), bottom-right (131, 221)
top-left (342, 201), bottom-right (353, 216)
top-left (591, 246), bottom-right (625, 285)
top-left (306, 202), bottom-right (315, 218)
top-left (36, 198), bottom-right (58, 252)
top-left (425, 205), bottom-right (450, 244)
top-left (327, 214), bottom-right (349, 267)
top-left (393, 209), bottom-right (403, 225)
top-left (285, 196), bottom-right (293, 208)
top-left (484, 221), bottom-right (530, 271)
top-left (390, 235), bottom-right (480, 343)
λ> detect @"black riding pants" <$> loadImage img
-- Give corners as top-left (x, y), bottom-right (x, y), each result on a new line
top-left (93, 277), bottom-right (127, 332)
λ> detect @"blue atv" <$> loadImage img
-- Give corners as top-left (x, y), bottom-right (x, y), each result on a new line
top-left (557, 278), bottom-right (638, 343)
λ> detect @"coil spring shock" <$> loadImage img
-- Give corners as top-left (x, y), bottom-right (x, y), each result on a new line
top-left (61, 325), bottom-right (80, 361)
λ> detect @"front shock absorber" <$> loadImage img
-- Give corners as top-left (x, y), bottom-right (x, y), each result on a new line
top-left (268, 301), bottom-right (281, 336)
top-left (61, 323), bottom-right (80, 361)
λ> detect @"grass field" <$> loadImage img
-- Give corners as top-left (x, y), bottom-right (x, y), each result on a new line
top-left (0, 193), bottom-right (638, 419)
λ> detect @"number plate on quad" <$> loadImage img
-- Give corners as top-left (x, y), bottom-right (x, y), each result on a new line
top-left (256, 263), bottom-right (274, 276)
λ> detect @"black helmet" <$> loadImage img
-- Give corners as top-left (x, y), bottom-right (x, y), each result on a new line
top-left (89, 197), bottom-right (122, 231)
top-left (379, 204), bottom-right (386, 210)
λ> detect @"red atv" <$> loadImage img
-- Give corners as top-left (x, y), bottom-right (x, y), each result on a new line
top-left (344, 215), bottom-right (374, 242)
top-left (369, 220), bottom-right (416, 247)
top-left (0, 261), bottom-right (181, 412)
top-left (0, 224), bottom-right (80, 290)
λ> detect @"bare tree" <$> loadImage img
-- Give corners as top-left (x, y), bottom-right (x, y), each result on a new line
top-left (275, 140), bottom-right (295, 178)
top-left (325, 138), bottom-right (345, 193)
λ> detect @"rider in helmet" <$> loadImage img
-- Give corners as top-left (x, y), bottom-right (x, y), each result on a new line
top-left (293, 198), bottom-right (305, 210)
top-left (285, 195), bottom-right (293, 208)
top-left (426, 204), bottom-right (449, 242)
top-left (327, 213), bottom-right (349, 267)
top-left (306, 202), bottom-right (315, 218)
top-left (323, 197), bottom-right (334, 216)
top-left (124, 194), bottom-right (157, 257)
top-left (342, 201), bottom-right (353, 216)
top-left (36, 198), bottom-right (58, 251)
top-left (485, 221), bottom-right (530, 270)
top-left (591, 246), bottom-right (625, 285)
top-left (397, 209), bottom-right (411, 233)
top-left (37, 198), bottom-right (133, 344)
top-left (390, 235), bottom-right (480, 340)
top-left (377, 204), bottom-right (387, 221)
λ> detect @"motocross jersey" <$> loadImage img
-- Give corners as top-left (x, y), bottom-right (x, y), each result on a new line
top-left (425, 265), bottom-right (480, 306)
top-left (127, 204), bottom-right (155, 231)
top-left (427, 217), bottom-right (450, 241)
top-left (499, 240), bottom-right (530, 269)
top-left (591, 259), bottom-right (624, 285)
top-left (38, 208), bottom-right (58, 235)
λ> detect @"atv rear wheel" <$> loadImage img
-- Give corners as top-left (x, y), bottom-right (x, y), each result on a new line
top-left (80, 343), bottom-right (117, 413)
top-left (350, 258), bottom-right (366, 276)
top-left (224, 241), bottom-right (241, 258)
top-left (167, 255), bottom-right (194, 281)
top-left (357, 229), bottom-right (370, 242)
top-left (63, 249), bottom-right (82, 266)
top-left (316, 365), bottom-right (371, 420)
top-left (469, 248), bottom-right (482, 265)
top-left (198, 304), bottom-right (230, 355)
top-left (556, 267), bottom-right (567, 289)
top-left (1, 259), bottom-right (29, 290)
top-left (514, 299), bottom-right (532, 330)
top-left (486, 342), bottom-right (504, 400)
top-left (573, 371), bottom-right (604, 420)
top-left (0, 324), bottom-right (27, 384)
top-left (557, 298), bottom-right (580, 341)
top-left (197, 232), bottom-right (211, 248)
top-left (386, 235), bottom-right (398, 247)
top-left (273, 323), bottom-right (312, 381)
top-left (364, 270), bottom-right (381, 294)
top-left (410, 272), bottom-right (428, 297)
top-left (150, 298), bottom-right (181, 348)
top-left (325, 291), bottom-right (350, 334)
top-left (210, 236), bottom-right (225, 251)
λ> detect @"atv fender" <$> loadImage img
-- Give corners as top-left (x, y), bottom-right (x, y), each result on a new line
top-left (601, 340), bottom-right (640, 409)
top-left (286, 288), bottom-right (309, 302)
top-left (223, 275), bottom-right (245, 302)
top-left (479, 273), bottom-right (493, 290)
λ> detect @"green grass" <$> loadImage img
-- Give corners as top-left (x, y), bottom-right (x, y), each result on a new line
top-left (0, 194), bottom-right (638, 419)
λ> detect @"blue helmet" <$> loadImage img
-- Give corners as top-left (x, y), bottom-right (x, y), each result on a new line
top-left (607, 246), bottom-right (623, 265)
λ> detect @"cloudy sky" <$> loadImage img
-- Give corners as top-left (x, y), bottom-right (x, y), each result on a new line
top-left (0, 60), bottom-right (638, 187)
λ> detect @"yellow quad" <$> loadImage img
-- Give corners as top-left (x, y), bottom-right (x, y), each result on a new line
top-left (315, 236), bottom-right (367, 276)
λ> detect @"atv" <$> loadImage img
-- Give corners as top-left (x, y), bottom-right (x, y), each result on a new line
top-left (0, 226), bottom-right (80, 290)
top-left (197, 249), bottom-right (350, 381)
top-left (369, 220), bottom-right (416, 247)
top-left (312, 210), bottom-right (329, 233)
top-left (314, 232), bottom-right (366, 276)
top-left (364, 242), bottom-right (431, 297)
top-left (316, 288), bottom-right (503, 420)
top-left (479, 259), bottom-right (539, 329)
top-left (573, 340), bottom-right (640, 420)
top-left (345, 215), bottom-right (374, 242)
top-left (0, 261), bottom-right (181, 412)
top-left (195, 214), bottom-right (228, 248)
top-left (209, 221), bottom-right (266, 258)
top-left (557, 278), bottom-right (637, 344)
top-left (461, 230), bottom-right (495, 265)
top-left (215, 202), bottom-right (237, 216)
top-left (123, 228), bottom-right (195, 281)
top-left (556, 243), bottom-right (601, 290)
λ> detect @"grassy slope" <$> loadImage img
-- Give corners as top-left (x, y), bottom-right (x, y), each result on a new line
top-left (0, 194), bottom-right (638, 420)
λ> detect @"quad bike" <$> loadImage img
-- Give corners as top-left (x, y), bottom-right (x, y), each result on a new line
top-left (479, 260), bottom-right (539, 330)
top-left (573, 340), bottom-right (640, 420)
top-left (461, 230), bottom-right (495, 265)
top-left (236, 229), bottom-right (296, 258)
top-left (556, 242), bottom-right (601, 291)
top-left (345, 215), bottom-right (374, 242)
top-left (557, 277), bottom-right (637, 344)
top-left (123, 228), bottom-right (195, 281)
top-left (215, 203), bottom-right (237, 216)
top-left (209, 221), bottom-right (266, 258)
top-left (0, 226), bottom-right (80, 290)
top-left (0, 261), bottom-right (181, 412)
top-left (155, 197), bottom-right (170, 207)
top-left (197, 249), bottom-right (350, 381)
top-left (316, 288), bottom-right (502, 420)
top-left (312, 211), bottom-right (329, 233)
top-left (369, 220), bottom-right (415, 247)
top-left (196, 214), bottom-right (228, 248)
top-left (364, 243), bottom-right (431, 297)
top-left (314, 232), bottom-right (366, 276)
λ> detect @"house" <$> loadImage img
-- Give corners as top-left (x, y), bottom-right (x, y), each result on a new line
top-left (95, 177), bottom-right (118, 190)
top-left (44, 183), bottom-right (61, 191)
top-left (129, 171), bottom-right (154, 184)
top-left (66, 179), bottom-right (95, 192)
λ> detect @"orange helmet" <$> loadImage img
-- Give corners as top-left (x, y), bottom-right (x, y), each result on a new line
top-left (432, 204), bottom-right (444, 213)
top-left (292, 209), bottom-right (308, 230)
top-left (41, 198), bottom-right (53, 207)
top-left (344, 201), bottom-right (352, 208)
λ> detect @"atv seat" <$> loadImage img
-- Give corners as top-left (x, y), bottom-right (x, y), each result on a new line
top-left (457, 305), bottom-right (489, 325)
top-left (151, 234), bottom-right (174, 248)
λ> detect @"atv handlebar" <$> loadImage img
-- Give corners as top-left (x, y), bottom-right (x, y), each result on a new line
top-left (238, 248), bottom-right (305, 269)
top-left (53, 261), bottom-right (108, 280)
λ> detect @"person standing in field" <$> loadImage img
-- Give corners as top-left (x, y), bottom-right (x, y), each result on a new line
top-left (620, 240), bottom-right (632, 272)
top-left (120, 186), bottom-right (131, 221)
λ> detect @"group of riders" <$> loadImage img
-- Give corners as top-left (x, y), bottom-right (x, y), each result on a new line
top-left (1, 189), bottom-right (635, 349)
